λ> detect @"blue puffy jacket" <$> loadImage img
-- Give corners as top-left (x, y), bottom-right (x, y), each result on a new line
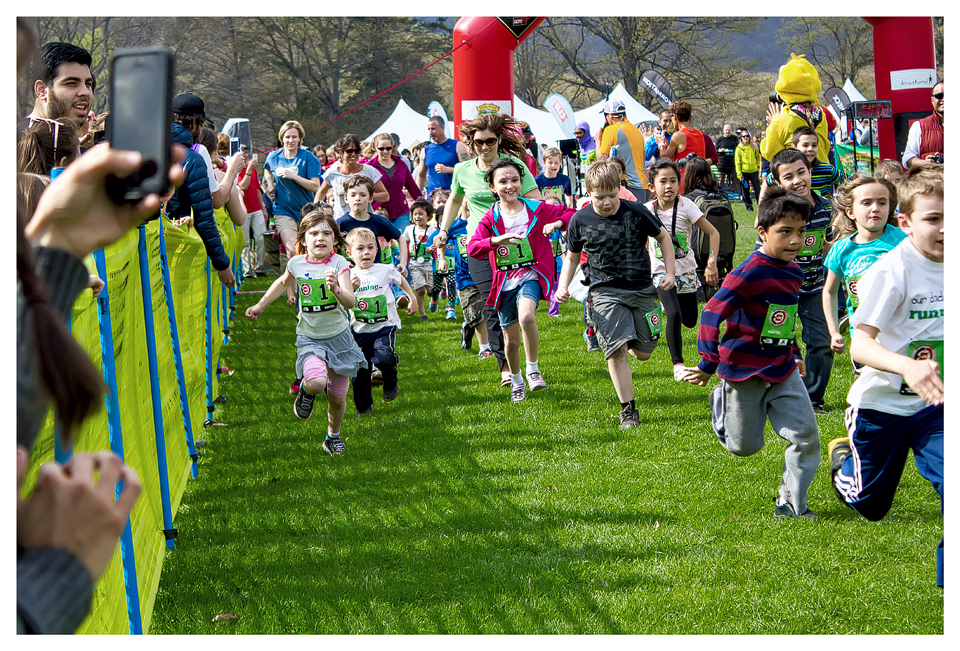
top-left (166, 123), bottom-right (230, 270)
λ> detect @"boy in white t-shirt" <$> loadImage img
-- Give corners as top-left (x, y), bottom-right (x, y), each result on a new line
top-left (347, 228), bottom-right (418, 415)
top-left (399, 198), bottom-right (438, 321)
top-left (828, 165), bottom-right (943, 587)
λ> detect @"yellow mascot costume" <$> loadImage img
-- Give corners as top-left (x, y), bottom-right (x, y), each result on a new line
top-left (761, 54), bottom-right (832, 165)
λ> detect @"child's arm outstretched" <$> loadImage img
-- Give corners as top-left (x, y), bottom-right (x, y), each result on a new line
top-left (653, 226), bottom-right (676, 291)
top-left (329, 268), bottom-right (356, 310)
top-left (554, 249), bottom-right (580, 303)
top-left (246, 270), bottom-right (294, 320)
top-left (822, 269), bottom-right (845, 353)
top-left (398, 233), bottom-right (409, 274)
top-left (851, 325), bottom-right (943, 406)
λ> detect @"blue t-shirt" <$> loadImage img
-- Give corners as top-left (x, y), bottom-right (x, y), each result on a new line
top-left (336, 213), bottom-right (402, 263)
top-left (264, 148), bottom-right (322, 220)
top-left (823, 224), bottom-right (906, 334)
top-left (447, 217), bottom-right (476, 290)
top-left (534, 173), bottom-right (572, 204)
top-left (424, 138), bottom-right (460, 196)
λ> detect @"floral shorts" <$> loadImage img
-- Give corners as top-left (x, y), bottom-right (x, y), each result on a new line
top-left (653, 269), bottom-right (701, 295)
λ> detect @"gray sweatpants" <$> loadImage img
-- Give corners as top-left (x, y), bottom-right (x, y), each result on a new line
top-left (709, 371), bottom-right (820, 514)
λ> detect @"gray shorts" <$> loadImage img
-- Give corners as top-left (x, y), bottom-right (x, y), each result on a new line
top-left (274, 214), bottom-right (299, 236)
top-left (589, 284), bottom-right (660, 359)
top-left (458, 284), bottom-right (485, 328)
top-left (408, 264), bottom-right (432, 291)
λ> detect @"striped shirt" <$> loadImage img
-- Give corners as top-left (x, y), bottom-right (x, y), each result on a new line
top-left (697, 250), bottom-right (804, 383)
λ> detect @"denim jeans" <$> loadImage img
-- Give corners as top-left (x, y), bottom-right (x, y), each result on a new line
top-left (798, 290), bottom-right (834, 406)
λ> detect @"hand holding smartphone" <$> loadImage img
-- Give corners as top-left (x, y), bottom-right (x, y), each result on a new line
top-left (105, 46), bottom-right (175, 205)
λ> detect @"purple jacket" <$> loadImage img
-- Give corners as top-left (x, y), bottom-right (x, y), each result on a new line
top-left (467, 198), bottom-right (575, 309)
top-left (361, 155), bottom-right (422, 221)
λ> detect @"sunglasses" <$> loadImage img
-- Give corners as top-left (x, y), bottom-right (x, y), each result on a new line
top-left (933, 92), bottom-right (944, 100)
top-left (343, 147), bottom-right (360, 154)
top-left (473, 137), bottom-right (499, 148)
top-left (377, 146), bottom-right (393, 152)
top-left (28, 116), bottom-right (64, 163)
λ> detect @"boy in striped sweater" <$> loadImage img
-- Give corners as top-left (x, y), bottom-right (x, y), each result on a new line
top-left (685, 187), bottom-right (821, 519)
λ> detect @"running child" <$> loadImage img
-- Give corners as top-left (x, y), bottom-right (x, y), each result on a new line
top-left (346, 227), bottom-right (418, 415)
top-left (758, 147), bottom-right (835, 413)
top-left (467, 158), bottom-right (575, 402)
top-left (644, 159), bottom-right (721, 380)
top-left (827, 164), bottom-right (943, 587)
top-left (429, 189), bottom-right (458, 317)
top-left (542, 194), bottom-right (565, 317)
top-left (822, 174), bottom-right (905, 371)
top-left (555, 159), bottom-right (676, 427)
top-left (336, 174), bottom-right (402, 267)
top-left (535, 146), bottom-right (574, 208)
top-left (399, 198), bottom-right (438, 320)
top-left (245, 211), bottom-right (366, 456)
top-left (684, 187), bottom-right (820, 518)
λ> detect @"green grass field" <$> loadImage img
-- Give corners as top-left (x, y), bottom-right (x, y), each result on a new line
top-left (150, 202), bottom-right (943, 634)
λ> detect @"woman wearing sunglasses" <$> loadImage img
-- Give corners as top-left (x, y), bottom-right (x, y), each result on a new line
top-left (435, 113), bottom-right (543, 387)
top-left (315, 133), bottom-right (390, 219)
top-left (360, 132), bottom-right (421, 233)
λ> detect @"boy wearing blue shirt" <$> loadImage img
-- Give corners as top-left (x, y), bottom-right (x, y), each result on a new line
top-left (534, 147), bottom-right (573, 208)
top-left (335, 174), bottom-right (402, 264)
top-left (828, 165), bottom-right (943, 587)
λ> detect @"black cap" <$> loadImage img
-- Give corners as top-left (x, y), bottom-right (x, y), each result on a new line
top-left (172, 92), bottom-right (205, 117)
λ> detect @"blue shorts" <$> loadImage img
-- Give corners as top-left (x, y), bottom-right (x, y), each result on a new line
top-left (497, 277), bottom-right (541, 328)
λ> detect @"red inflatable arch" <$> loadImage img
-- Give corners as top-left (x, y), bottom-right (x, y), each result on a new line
top-left (451, 17), bottom-right (937, 163)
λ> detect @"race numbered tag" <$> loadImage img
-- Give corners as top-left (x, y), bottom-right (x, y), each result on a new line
top-left (645, 304), bottom-right (663, 341)
top-left (495, 237), bottom-right (534, 271)
top-left (457, 235), bottom-right (469, 260)
top-left (844, 274), bottom-right (861, 310)
top-left (299, 278), bottom-right (338, 313)
top-left (656, 232), bottom-right (688, 259)
top-left (900, 340), bottom-right (943, 395)
top-left (354, 294), bottom-right (389, 323)
top-left (379, 237), bottom-right (393, 264)
top-left (551, 234), bottom-right (563, 258)
top-left (443, 253), bottom-right (456, 273)
top-left (760, 303), bottom-right (797, 346)
top-left (797, 229), bottom-right (825, 260)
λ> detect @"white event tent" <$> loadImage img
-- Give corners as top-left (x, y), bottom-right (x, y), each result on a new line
top-left (364, 98), bottom-right (431, 154)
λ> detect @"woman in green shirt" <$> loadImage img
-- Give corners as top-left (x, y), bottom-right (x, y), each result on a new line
top-left (436, 114), bottom-right (543, 386)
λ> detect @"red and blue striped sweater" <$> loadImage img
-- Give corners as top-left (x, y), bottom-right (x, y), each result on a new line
top-left (696, 250), bottom-right (804, 383)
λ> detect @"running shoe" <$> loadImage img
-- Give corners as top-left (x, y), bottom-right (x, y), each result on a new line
top-left (289, 377), bottom-right (302, 394)
top-left (478, 349), bottom-right (494, 360)
top-left (583, 329), bottom-right (601, 352)
top-left (511, 384), bottom-right (526, 403)
top-left (461, 322), bottom-right (474, 350)
top-left (383, 383), bottom-right (400, 402)
top-left (429, 298), bottom-right (438, 313)
top-left (773, 502), bottom-right (820, 519)
top-left (323, 434), bottom-right (346, 455)
top-left (446, 307), bottom-right (457, 320)
top-left (420, 315), bottom-right (429, 321)
top-left (526, 371), bottom-right (547, 391)
top-left (619, 405), bottom-right (640, 429)
top-left (370, 368), bottom-right (383, 386)
top-left (397, 295), bottom-right (410, 310)
top-left (293, 386), bottom-right (315, 420)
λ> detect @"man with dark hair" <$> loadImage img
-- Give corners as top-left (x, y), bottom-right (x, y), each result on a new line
top-left (25, 42), bottom-right (95, 131)
top-left (661, 100), bottom-right (706, 162)
top-left (644, 109), bottom-right (674, 163)
top-left (715, 124), bottom-right (739, 192)
top-left (415, 115), bottom-right (470, 196)
top-left (166, 92), bottom-right (236, 287)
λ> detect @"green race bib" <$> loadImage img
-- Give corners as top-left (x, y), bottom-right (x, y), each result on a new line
top-left (551, 236), bottom-right (563, 258)
top-left (798, 229), bottom-right (825, 259)
top-left (900, 340), bottom-right (944, 395)
top-left (656, 232), bottom-right (688, 259)
top-left (457, 235), bottom-right (469, 260)
top-left (379, 238), bottom-right (393, 264)
top-left (760, 302), bottom-right (797, 346)
top-left (845, 274), bottom-right (862, 310)
top-left (354, 293), bottom-right (390, 323)
top-left (645, 304), bottom-right (663, 340)
top-left (299, 278), bottom-right (338, 313)
top-left (495, 237), bottom-right (534, 271)
top-left (443, 253), bottom-right (456, 273)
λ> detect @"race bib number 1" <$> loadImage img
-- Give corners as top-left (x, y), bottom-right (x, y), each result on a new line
top-left (355, 294), bottom-right (390, 323)
top-left (760, 303), bottom-right (797, 346)
top-left (645, 304), bottom-right (663, 341)
top-left (495, 237), bottom-right (534, 271)
top-left (900, 340), bottom-right (943, 395)
top-left (300, 278), bottom-right (338, 312)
